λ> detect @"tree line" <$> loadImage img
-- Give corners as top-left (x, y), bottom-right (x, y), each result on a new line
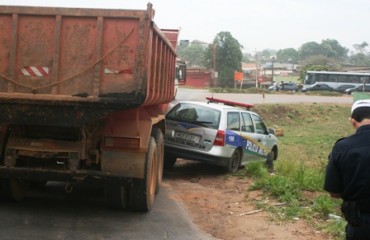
top-left (177, 32), bottom-right (370, 87)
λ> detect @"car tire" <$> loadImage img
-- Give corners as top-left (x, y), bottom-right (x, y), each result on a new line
top-left (265, 150), bottom-right (275, 172)
top-left (227, 149), bottom-right (241, 173)
top-left (164, 155), bottom-right (177, 169)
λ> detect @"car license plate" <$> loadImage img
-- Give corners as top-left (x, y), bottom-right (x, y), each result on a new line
top-left (175, 132), bottom-right (200, 143)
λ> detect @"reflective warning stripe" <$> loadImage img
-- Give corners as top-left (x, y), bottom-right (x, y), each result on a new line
top-left (104, 68), bottom-right (116, 74)
top-left (104, 68), bottom-right (133, 74)
top-left (21, 66), bottom-right (49, 77)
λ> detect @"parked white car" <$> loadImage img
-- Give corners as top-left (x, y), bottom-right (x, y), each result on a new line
top-left (164, 98), bottom-right (278, 173)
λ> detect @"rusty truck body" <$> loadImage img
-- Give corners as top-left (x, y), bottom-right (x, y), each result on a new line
top-left (0, 3), bottom-right (184, 211)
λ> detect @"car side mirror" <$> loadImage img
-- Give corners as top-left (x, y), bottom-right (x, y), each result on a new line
top-left (268, 128), bottom-right (276, 135)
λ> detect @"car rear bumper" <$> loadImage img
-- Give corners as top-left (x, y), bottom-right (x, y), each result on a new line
top-left (164, 145), bottom-right (230, 167)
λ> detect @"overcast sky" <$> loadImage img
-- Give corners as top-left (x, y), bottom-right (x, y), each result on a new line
top-left (2, 0), bottom-right (369, 53)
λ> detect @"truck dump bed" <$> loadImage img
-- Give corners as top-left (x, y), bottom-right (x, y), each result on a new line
top-left (0, 4), bottom-right (177, 126)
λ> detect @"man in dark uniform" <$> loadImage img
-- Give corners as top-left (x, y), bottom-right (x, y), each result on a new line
top-left (324, 99), bottom-right (370, 240)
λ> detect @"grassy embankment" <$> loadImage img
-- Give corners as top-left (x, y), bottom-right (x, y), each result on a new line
top-left (238, 103), bottom-right (354, 240)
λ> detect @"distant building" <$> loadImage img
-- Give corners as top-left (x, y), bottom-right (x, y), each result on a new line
top-left (183, 61), bottom-right (300, 89)
top-left (185, 68), bottom-right (212, 88)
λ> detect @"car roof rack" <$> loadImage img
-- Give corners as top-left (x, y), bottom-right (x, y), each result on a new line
top-left (206, 97), bottom-right (254, 110)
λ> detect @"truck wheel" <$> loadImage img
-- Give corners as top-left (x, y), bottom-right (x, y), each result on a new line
top-left (1, 179), bottom-right (29, 202)
top-left (152, 128), bottom-right (164, 194)
top-left (105, 184), bottom-right (128, 210)
top-left (129, 137), bottom-right (157, 212)
top-left (0, 179), bottom-right (10, 200)
top-left (227, 149), bottom-right (241, 173)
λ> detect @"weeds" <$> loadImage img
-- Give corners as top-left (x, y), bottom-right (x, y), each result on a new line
top-left (243, 103), bottom-right (353, 239)
top-left (311, 195), bottom-right (341, 218)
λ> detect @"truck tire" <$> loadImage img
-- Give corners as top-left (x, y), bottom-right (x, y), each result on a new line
top-left (0, 179), bottom-right (10, 200)
top-left (1, 179), bottom-right (29, 202)
top-left (129, 137), bottom-right (157, 212)
top-left (105, 184), bottom-right (128, 210)
top-left (152, 128), bottom-right (164, 194)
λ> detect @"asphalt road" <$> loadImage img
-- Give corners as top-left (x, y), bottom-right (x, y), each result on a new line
top-left (0, 182), bottom-right (214, 240)
top-left (176, 88), bottom-right (354, 105)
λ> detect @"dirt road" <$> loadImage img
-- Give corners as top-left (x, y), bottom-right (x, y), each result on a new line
top-left (165, 159), bottom-right (329, 240)
top-left (166, 89), bottom-right (347, 239)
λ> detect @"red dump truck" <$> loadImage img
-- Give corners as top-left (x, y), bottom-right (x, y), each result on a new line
top-left (0, 3), bottom-right (185, 211)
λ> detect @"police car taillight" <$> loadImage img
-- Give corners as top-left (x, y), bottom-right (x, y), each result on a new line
top-left (214, 130), bottom-right (225, 146)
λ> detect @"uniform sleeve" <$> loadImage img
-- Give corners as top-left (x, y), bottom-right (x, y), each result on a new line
top-left (324, 148), bottom-right (343, 194)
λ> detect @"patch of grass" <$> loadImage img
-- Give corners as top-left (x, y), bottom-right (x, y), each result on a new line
top-left (353, 92), bottom-right (370, 101)
top-left (244, 103), bottom-right (353, 239)
top-left (244, 161), bottom-right (269, 179)
top-left (311, 195), bottom-right (341, 218)
top-left (319, 219), bottom-right (346, 240)
top-left (268, 199), bottom-right (308, 221)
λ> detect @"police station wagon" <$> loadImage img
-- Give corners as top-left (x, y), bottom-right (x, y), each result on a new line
top-left (164, 98), bottom-right (279, 173)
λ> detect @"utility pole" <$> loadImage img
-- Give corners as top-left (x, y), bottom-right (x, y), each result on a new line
top-left (213, 44), bottom-right (217, 87)
top-left (271, 56), bottom-right (276, 84)
top-left (255, 50), bottom-right (259, 88)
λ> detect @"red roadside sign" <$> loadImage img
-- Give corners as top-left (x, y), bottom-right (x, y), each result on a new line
top-left (234, 71), bottom-right (243, 81)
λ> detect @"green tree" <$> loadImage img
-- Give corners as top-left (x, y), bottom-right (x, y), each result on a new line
top-left (242, 52), bottom-right (250, 62)
top-left (353, 42), bottom-right (368, 54)
top-left (177, 40), bottom-right (207, 67)
top-left (320, 39), bottom-right (348, 60)
top-left (261, 49), bottom-right (273, 60)
top-left (256, 49), bottom-right (276, 64)
top-left (298, 55), bottom-right (341, 82)
top-left (299, 41), bottom-right (324, 60)
top-left (299, 39), bottom-right (348, 63)
top-left (349, 53), bottom-right (370, 66)
top-left (300, 55), bottom-right (339, 68)
top-left (298, 64), bottom-right (332, 82)
top-left (276, 48), bottom-right (299, 63)
top-left (204, 32), bottom-right (243, 87)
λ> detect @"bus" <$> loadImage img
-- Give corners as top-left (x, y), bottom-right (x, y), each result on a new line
top-left (303, 71), bottom-right (370, 92)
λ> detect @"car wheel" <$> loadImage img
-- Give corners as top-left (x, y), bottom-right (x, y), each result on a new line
top-left (265, 150), bottom-right (275, 171)
top-left (227, 149), bottom-right (241, 173)
top-left (164, 155), bottom-right (177, 169)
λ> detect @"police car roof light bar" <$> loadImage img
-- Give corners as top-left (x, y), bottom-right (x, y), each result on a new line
top-left (206, 97), bottom-right (254, 110)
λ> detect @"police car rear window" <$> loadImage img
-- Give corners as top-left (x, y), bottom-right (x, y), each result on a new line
top-left (166, 103), bottom-right (221, 130)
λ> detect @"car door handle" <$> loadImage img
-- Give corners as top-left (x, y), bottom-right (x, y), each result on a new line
top-left (257, 139), bottom-right (262, 142)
